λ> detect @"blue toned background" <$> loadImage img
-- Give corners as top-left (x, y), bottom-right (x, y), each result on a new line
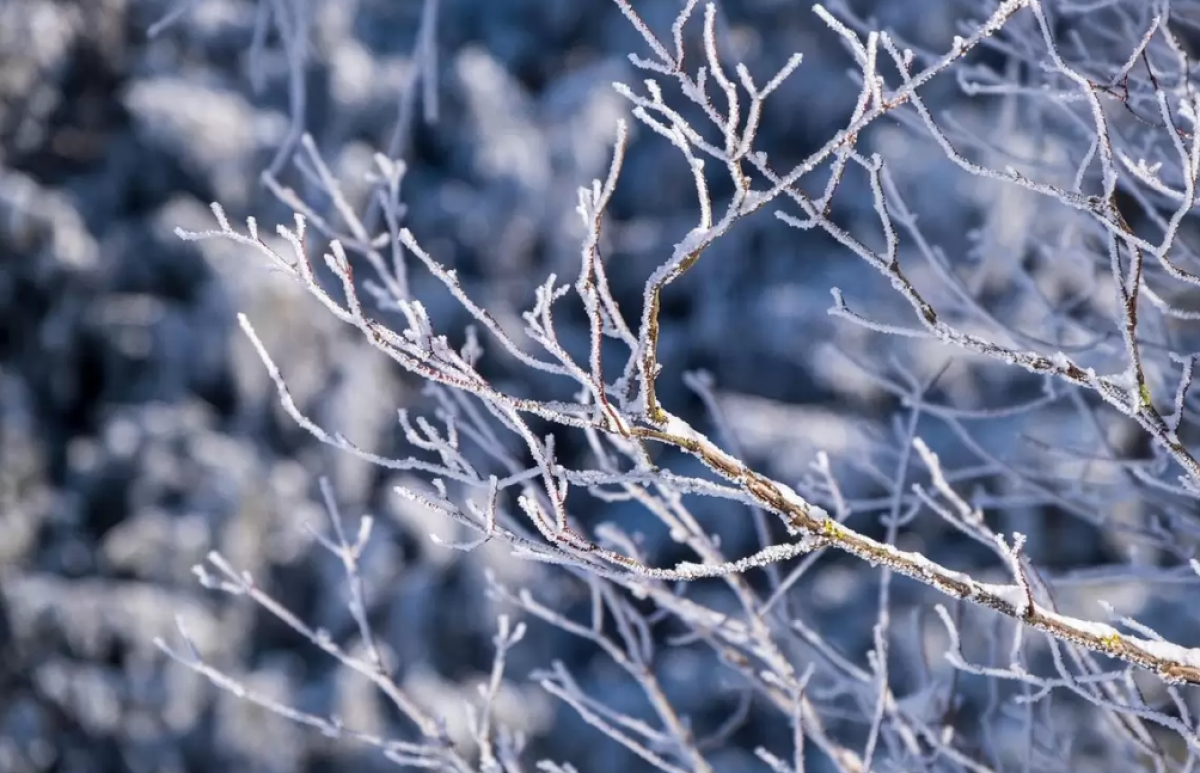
top-left (3, 1), bottom-right (1194, 772)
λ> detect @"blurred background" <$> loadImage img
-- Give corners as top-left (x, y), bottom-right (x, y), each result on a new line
top-left (3, 0), bottom-right (1198, 771)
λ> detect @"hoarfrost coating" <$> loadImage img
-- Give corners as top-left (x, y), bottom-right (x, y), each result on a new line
top-left (8, 0), bottom-right (1200, 772)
